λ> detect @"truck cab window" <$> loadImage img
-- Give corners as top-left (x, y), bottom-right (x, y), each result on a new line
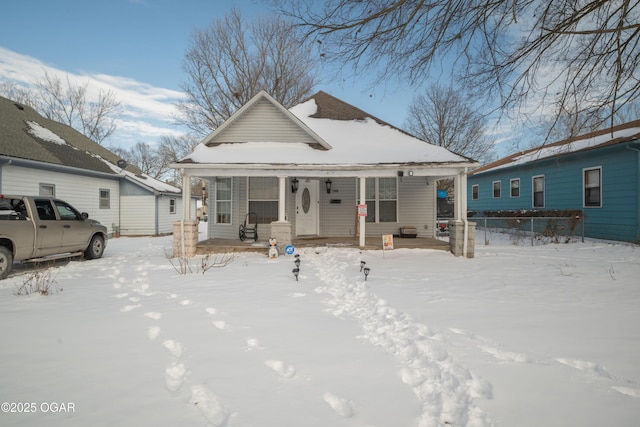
top-left (35, 200), bottom-right (57, 220)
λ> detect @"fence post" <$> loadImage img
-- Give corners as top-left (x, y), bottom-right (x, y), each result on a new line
top-left (531, 217), bottom-right (534, 246)
top-left (484, 217), bottom-right (487, 245)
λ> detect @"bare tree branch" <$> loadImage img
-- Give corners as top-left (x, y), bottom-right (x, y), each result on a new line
top-left (274, 0), bottom-right (640, 138)
top-left (176, 8), bottom-right (319, 136)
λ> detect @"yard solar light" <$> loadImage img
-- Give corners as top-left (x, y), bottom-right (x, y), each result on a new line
top-left (294, 258), bottom-right (301, 268)
top-left (363, 267), bottom-right (370, 281)
top-left (360, 261), bottom-right (366, 272)
top-left (292, 268), bottom-right (300, 281)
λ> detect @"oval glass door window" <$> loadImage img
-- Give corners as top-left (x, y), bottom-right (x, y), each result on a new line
top-left (302, 188), bottom-right (311, 213)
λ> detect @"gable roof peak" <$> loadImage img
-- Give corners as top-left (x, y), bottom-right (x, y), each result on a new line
top-left (202, 90), bottom-right (331, 150)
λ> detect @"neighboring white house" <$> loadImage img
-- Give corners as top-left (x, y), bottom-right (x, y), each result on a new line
top-left (172, 91), bottom-right (478, 256)
top-left (0, 95), bottom-right (196, 236)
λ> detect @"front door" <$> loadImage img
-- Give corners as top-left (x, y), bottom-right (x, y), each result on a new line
top-left (295, 179), bottom-right (319, 236)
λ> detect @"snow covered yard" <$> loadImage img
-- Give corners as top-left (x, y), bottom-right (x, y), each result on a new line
top-left (1, 232), bottom-right (639, 426)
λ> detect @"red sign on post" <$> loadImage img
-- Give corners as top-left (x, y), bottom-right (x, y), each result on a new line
top-left (357, 204), bottom-right (367, 217)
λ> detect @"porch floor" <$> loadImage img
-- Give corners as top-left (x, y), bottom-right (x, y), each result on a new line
top-left (196, 236), bottom-right (450, 255)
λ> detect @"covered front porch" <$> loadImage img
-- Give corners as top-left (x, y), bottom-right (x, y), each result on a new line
top-left (195, 235), bottom-right (451, 255)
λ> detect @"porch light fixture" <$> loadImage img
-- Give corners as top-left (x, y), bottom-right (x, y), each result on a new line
top-left (291, 178), bottom-right (299, 193)
top-left (325, 179), bottom-right (332, 194)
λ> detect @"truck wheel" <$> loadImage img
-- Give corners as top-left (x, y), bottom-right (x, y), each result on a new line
top-left (0, 246), bottom-right (13, 280)
top-left (84, 235), bottom-right (105, 260)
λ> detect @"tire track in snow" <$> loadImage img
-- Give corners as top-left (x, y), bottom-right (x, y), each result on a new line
top-left (306, 248), bottom-right (494, 427)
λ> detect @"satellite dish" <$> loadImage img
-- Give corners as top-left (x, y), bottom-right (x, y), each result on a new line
top-left (117, 159), bottom-right (128, 169)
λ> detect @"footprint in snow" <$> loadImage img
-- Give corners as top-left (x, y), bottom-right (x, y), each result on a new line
top-left (212, 320), bottom-right (230, 331)
top-left (264, 360), bottom-right (296, 378)
top-left (147, 326), bottom-right (161, 341)
top-left (480, 345), bottom-right (531, 363)
top-left (245, 338), bottom-right (263, 351)
top-left (144, 312), bottom-right (162, 320)
top-left (120, 304), bottom-right (142, 312)
top-left (190, 385), bottom-right (228, 426)
top-left (205, 307), bottom-right (218, 315)
top-left (611, 386), bottom-right (640, 398)
top-left (556, 357), bottom-right (613, 379)
top-left (165, 362), bottom-right (187, 392)
top-left (323, 392), bottom-right (355, 418)
top-left (163, 339), bottom-right (184, 358)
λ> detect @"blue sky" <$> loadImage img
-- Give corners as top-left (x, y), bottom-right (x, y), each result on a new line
top-left (0, 0), bottom-right (512, 156)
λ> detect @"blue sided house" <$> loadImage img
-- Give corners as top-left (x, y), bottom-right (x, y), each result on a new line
top-left (467, 120), bottom-right (640, 244)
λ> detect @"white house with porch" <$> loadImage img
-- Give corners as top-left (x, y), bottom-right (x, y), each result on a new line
top-left (172, 91), bottom-right (478, 257)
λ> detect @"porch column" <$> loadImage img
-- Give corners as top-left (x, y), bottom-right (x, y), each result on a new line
top-left (182, 170), bottom-right (192, 220)
top-left (278, 176), bottom-right (286, 222)
top-left (359, 177), bottom-right (366, 247)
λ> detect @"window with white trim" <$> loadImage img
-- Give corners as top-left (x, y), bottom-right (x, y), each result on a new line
top-left (169, 198), bottom-right (176, 214)
top-left (472, 184), bottom-right (479, 200)
top-left (358, 178), bottom-right (397, 223)
top-left (584, 167), bottom-right (602, 207)
top-left (493, 181), bottom-right (501, 198)
top-left (533, 175), bottom-right (545, 208)
top-left (248, 177), bottom-right (278, 224)
top-left (99, 189), bottom-right (110, 209)
top-left (39, 183), bottom-right (55, 197)
top-left (510, 178), bottom-right (520, 197)
top-left (215, 177), bottom-right (232, 224)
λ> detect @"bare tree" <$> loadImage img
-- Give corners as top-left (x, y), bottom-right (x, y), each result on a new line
top-left (177, 8), bottom-right (319, 136)
top-left (274, 0), bottom-right (640, 136)
top-left (156, 134), bottom-right (201, 185)
top-left (32, 71), bottom-right (122, 144)
top-left (405, 84), bottom-right (495, 164)
top-left (0, 81), bottom-right (35, 106)
top-left (109, 142), bottom-right (164, 179)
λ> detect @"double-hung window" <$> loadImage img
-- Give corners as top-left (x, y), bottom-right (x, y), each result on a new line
top-left (584, 167), bottom-right (602, 207)
top-left (493, 181), bottom-right (502, 198)
top-left (215, 178), bottom-right (232, 224)
top-left (510, 179), bottom-right (520, 197)
top-left (359, 178), bottom-right (397, 223)
top-left (99, 189), bottom-right (110, 209)
top-left (533, 175), bottom-right (545, 208)
top-left (472, 184), bottom-right (479, 200)
top-left (248, 177), bottom-right (278, 224)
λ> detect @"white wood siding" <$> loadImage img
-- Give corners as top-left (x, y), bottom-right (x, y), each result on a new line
top-left (1, 165), bottom-right (120, 233)
top-left (212, 98), bottom-right (319, 144)
top-left (120, 195), bottom-right (156, 235)
top-left (319, 177), bottom-right (436, 238)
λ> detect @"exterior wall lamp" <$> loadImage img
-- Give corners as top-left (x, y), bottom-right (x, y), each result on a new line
top-left (325, 179), bottom-right (332, 194)
top-left (291, 178), bottom-right (299, 193)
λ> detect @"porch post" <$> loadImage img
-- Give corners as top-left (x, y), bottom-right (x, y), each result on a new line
top-left (183, 172), bottom-right (192, 219)
top-left (359, 177), bottom-right (366, 247)
top-left (278, 176), bottom-right (286, 222)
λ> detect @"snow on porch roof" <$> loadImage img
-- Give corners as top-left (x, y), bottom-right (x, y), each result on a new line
top-left (178, 91), bottom-right (475, 167)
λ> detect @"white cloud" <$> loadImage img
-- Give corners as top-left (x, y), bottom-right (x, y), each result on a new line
top-left (0, 47), bottom-right (187, 147)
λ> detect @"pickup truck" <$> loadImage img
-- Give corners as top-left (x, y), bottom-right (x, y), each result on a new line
top-left (0, 195), bottom-right (108, 279)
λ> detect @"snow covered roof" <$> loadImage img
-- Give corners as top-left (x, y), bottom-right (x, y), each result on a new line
top-left (472, 120), bottom-right (640, 175)
top-left (178, 91), bottom-right (474, 168)
top-left (0, 95), bottom-right (180, 194)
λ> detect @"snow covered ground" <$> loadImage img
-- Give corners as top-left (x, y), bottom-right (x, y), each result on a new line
top-left (1, 228), bottom-right (639, 426)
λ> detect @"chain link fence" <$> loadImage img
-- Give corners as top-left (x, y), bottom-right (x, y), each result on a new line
top-left (472, 215), bottom-right (584, 246)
